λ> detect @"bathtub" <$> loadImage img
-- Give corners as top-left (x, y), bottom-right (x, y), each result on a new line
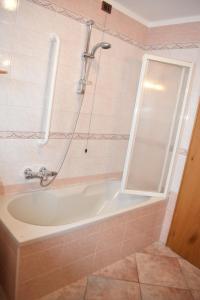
top-left (0, 180), bottom-right (163, 243)
top-left (0, 179), bottom-right (166, 300)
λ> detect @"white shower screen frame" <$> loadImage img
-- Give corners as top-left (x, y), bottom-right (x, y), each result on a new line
top-left (121, 54), bottom-right (193, 198)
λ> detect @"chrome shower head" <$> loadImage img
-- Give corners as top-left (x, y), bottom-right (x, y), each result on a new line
top-left (90, 42), bottom-right (111, 57)
top-left (101, 42), bottom-right (111, 49)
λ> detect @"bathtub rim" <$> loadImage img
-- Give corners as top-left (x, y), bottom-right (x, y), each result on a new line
top-left (0, 182), bottom-right (165, 245)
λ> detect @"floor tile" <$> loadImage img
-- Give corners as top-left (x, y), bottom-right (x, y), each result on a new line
top-left (94, 254), bottom-right (138, 282)
top-left (85, 275), bottom-right (141, 300)
top-left (140, 284), bottom-right (194, 300)
top-left (191, 290), bottom-right (200, 300)
top-left (143, 242), bottom-right (180, 258)
top-left (61, 278), bottom-right (87, 300)
top-left (136, 253), bottom-right (188, 288)
top-left (39, 278), bottom-right (87, 300)
top-left (179, 258), bottom-right (200, 290)
top-left (39, 290), bottom-right (62, 300)
top-left (32, 244), bottom-right (200, 300)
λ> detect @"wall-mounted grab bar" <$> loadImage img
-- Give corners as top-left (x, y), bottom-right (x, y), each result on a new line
top-left (39, 33), bottom-right (60, 145)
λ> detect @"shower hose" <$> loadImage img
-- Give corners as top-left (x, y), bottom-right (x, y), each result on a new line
top-left (40, 17), bottom-right (107, 187)
top-left (39, 59), bottom-right (92, 187)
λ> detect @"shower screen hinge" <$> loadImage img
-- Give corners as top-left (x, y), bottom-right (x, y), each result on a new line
top-left (101, 1), bottom-right (112, 14)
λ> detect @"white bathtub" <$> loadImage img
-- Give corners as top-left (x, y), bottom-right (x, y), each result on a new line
top-left (0, 180), bottom-right (163, 243)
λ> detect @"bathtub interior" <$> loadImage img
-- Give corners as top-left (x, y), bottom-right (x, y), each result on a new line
top-left (7, 180), bottom-right (151, 226)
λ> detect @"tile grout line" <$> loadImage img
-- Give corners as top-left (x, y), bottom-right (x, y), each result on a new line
top-left (90, 273), bottom-right (139, 284)
top-left (139, 283), bottom-right (143, 300)
top-left (133, 253), bottom-right (144, 300)
top-left (177, 257), bottom-right (193, 290)
top-left (83, 277), bottom-right (89, 300)
top-left (138, 281), bottom-right (195, 292)
top-left (135, 253), bottom-right (142, 284)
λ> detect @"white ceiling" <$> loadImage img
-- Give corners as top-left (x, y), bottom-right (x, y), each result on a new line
top-left (109, 0), bottom-right (200, 27)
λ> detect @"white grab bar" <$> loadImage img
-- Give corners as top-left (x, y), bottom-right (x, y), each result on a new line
top-left (39, 33), bottom-right (60, 145)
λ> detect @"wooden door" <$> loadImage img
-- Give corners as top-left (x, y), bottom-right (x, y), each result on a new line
top-left (167, 102), bottom-right (200, 268)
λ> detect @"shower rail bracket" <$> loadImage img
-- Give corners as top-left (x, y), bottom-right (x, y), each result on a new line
top-left (77, 20), bottom-right (111, 94)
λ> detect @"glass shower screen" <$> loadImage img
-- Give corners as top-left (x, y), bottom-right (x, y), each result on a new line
top-left (122, 54), bottom-right (193, 197)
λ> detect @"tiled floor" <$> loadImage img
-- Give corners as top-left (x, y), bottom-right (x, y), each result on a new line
top-left (1, 242), bottom-right (200, 300)
top-left (38, 242), bottom-right (200, 300)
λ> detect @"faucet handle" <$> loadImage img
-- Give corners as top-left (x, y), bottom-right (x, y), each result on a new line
top-left (24, 168), bottom-right (33, 179)
top-left (24, 167), bottom-right (57, 181)
top-left (39, 167), bottom-right (47, 173)
top-left (39, 167), bottom-right (48, 181)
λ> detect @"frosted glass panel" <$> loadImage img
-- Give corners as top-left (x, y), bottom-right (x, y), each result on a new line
top-left (123, 55), bottom-right (192, 196)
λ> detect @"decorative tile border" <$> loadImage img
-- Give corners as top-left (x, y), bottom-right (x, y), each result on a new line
top-left (28, 0), bottom-right (145, 49)
top-left (0, 131), bottom-right (188, 155)
top-left (30, 0), bottom-right (88, 23)
top-left (28, 0), bottom-right (200, 50)
top-left (0, 131), bottom-right (129, 140)
top-left (49, 132), bottom-right (129, 140)
top-left (143, 41), bottom-right (200, 51)
top-left (0, 131), bottom-right (42, 139)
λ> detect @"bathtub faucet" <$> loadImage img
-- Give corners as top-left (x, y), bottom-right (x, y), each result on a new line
top-left (24, 167), bottom-right (58, 181)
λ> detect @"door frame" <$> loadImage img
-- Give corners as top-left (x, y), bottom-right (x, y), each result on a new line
top-left (167, 101), bottom-right (200, 248)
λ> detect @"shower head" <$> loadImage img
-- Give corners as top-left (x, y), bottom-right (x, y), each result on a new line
top-left (101, 42), bottom-right (111, 49)
top-left (90, 42), bottom-right (111, 58)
